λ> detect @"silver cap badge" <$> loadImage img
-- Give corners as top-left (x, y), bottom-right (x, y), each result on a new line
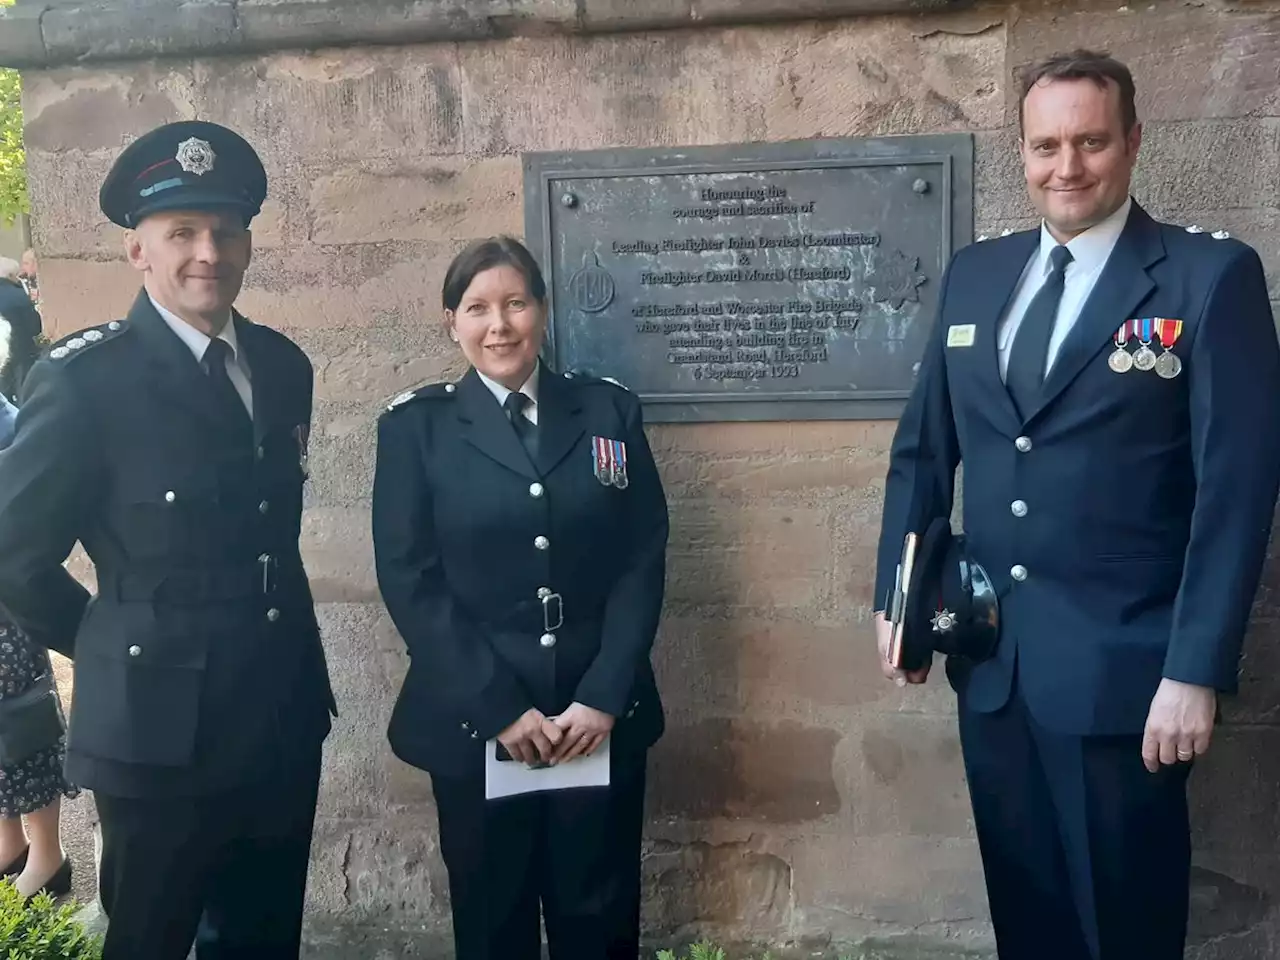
top-left (176, 137), bottom-right (216, 176)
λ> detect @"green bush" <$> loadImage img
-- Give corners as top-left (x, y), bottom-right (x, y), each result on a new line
top-left (0, 880), bottom-right (102, 959)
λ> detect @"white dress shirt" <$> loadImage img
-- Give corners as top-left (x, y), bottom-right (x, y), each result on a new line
top-left (149, 294), bottom-right (253, 415)
top-left (478, 364), bottom-right (540, 426)
top-left (997, 196), bottom-right (1132, 381)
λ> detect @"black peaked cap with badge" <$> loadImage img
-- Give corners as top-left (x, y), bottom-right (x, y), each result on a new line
top-left (99, 120), bottom-right (267, 229)
top-left (894, 517), bottom-right (1000, 674)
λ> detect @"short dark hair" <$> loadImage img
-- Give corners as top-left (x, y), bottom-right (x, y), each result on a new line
top-left (441, 235), bottom-right (547, 312)
top-left (1017, 49), bottom-right (1138, 136)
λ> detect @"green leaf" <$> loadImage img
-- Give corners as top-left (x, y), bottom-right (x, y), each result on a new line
top-left (0, 63), bottom-right (27, 225)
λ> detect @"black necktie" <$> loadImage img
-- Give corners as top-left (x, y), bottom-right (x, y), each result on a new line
top-left (503, 391), bottom-right (538, 459)
top-left (1006, 244), bottom-right (1074, 418)
top-left (202, 338), bottom-right (252, 436)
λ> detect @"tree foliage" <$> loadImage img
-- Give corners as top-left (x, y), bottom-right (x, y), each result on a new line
top-left (0, 0), bottom-right (26, 225)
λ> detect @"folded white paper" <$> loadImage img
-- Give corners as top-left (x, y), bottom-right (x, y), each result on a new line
top-left (484, 734), bottom-right (611, 800)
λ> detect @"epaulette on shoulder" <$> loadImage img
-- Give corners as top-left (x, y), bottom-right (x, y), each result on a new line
top-left (46, 319), bottom-right (129, 363)
top-left (563, 370), bottom-right (631, 391)
top-left (381, 381), bottom-right (458, 413)
top-left (1180, 223), bottom-right (1233, 242)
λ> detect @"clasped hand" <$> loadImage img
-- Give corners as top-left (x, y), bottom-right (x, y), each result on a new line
top-left (496, 703), bottom-right (615, 767)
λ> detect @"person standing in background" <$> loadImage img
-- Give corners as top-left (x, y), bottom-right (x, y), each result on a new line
top-left (18, 249), bottom-right (38, 310)
top-left (0, 257), bottom-right (43, 402)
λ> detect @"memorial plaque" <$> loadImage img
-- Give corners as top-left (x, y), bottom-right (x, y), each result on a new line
top-left (522, 134), bottom-right (973, 422)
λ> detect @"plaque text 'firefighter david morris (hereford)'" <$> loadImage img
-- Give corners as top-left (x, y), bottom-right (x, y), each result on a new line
top-left (523, 136), bottom-right (974, 422)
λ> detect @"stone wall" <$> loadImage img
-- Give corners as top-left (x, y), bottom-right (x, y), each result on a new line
top-left (12, 0), bottom-right (1280, 955)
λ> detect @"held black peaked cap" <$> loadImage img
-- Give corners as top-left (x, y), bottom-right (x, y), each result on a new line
top-left (99, 120), bottom-right (267, 229)
top-left (896, 517), bottom-right (1000, 673)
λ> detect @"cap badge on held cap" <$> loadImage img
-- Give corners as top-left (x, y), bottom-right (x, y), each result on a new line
top-left (176, 138), bottom-right (216, 176)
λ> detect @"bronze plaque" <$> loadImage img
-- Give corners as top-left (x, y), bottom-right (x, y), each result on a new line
top-left (523, 135), bottom-right (973, 421)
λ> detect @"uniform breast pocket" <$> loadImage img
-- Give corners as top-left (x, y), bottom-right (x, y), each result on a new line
top-left (70, 605), bottom-right (209, 768)
top-left (111, 467), bottom-right (221, 560)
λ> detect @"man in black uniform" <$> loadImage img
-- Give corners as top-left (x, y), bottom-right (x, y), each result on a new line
top-left (873, 51), bottom-right (1280, 958)
top-left (0, 120), bottom-right (336, 959)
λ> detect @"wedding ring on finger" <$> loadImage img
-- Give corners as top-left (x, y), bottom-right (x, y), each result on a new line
top-left (1176, 750), bottom-right (1193, 761)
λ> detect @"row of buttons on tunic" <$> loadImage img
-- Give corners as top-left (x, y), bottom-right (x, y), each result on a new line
top-left (1010, 435), bottom-right (1031, 583)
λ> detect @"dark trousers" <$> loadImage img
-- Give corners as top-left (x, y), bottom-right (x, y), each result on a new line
top-left (959, 684), bottom-right (1191, 960)
top-left (431, 762), bottom-right (647, 960)
top-left (94, 745), bottom-right (322, 960)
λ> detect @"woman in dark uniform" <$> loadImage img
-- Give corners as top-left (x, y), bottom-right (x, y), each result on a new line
top-left (372, 236), bottom-right (669, 960)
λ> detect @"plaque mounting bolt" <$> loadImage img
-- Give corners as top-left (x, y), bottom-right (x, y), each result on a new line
top-left (913, 179), bottom-right (930, 195)
top-left (560, 192), bottom-right (578, 208)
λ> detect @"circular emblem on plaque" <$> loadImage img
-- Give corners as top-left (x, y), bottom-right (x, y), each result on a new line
top-left (568, 252), bottom-right (615, 314)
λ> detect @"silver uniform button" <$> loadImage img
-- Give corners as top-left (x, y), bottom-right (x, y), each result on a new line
top-left (259, 500), bottom-right (270, 515)
top-left (445, 383), bottom-right (457, 394)
top-left (267, 608), bottom-right (280, 622)
top-left (534, 536), bottom-right (549, 550)
top-left (128, 644), bottom-right (142, 657)
top-left (540, 633), bottom-right (557, 648)
top-left (537, 587), bottom-right (552, 600)
top-left (529, 482), bottom-right (544, 499)
top-left (1015, 436), bottom-right (1032, 453)
top-left (470, 731), bottom-right (479, 739)
top-left (164, 491), bottom-right (176, 503)
top-left (1011, 499), bottom-right (1028, 518)
top-left (1010, 564), bottom-right (1028, 582)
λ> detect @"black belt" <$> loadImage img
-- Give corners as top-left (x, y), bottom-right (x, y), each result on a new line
top-left (100, 554), bottom-right (299, 602)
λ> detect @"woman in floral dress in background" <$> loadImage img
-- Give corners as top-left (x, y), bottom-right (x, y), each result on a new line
top-left (0, 322), bottom-right (76, 899)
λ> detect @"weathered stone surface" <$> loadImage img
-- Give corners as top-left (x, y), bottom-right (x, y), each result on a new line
top-left (1007, 5), bottom-right (1280, 123)
top-left (665, 501), bottom-right (836, 615)
top-left (306, 817), bottom-right (451, 920)
top-left (313, 604), bottom-right (396, 820)
top-left (301, 508), bottom-right (376, 603)
top-left (34, 257), bottom-right (137, 339)
top-left (0, 0), bottom-right (980, 69)
top-left (1133, 120), bottom-right (1280, 216)
top-left (42, 1), bottom-right (240, 67)
top-left (643, 839), bottom-right (793, 937)
top-left (789, 836), bottom-right (989, 938)
top-left (309, 157), bottom-right (522, 244)
top-left (459, 20), bottom-right (1003, 155)
top-left (23, 67), bottom-right (191, 152)
top-left (649, 717), bottom-right (842, 822)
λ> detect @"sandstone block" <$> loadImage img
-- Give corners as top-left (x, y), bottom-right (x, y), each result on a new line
top-left (648, 717), bottom-right (842, 822)
top-left (1190, 726), bottom-right (1280, 853)
top-left (665, 501), bottom-right (834, 615)
top-left (1133, 120), bottom-right (1279, 216)
top-left (304, 399), bottom-right (378, 509)
top-left (1007, 5), bottom-right (1280, 123)
top-left (789, 835), bottom-right (989, 937)
top-left (313, 603), bottom-right (398, 820)
top-left (42, 1), bottom-right (239, 66)
top-left (23, 67), bottom-right (191, 153)
top-left (652, 614), bottom-right (906, 719)
top-left (0, 3), bottom-right (47, 69)
top-left (306, 817), bottom-right (451, 921)
top-left (195, 50), bottom-right (464, 167)
top-left (308, 157), bottom-right (523, 245)
top-left (841, 713), bottom-right (972, 839)
top-left (643, 838), bottom-right (792, 937)
top-left (301, 507), bottom-right (376, 603)
top-left (25, 149), bottom-right (122, 259)
top-left (459, 17), bottom-right (1002, 155)
top-left (35, 258), bottom-right (137, 340)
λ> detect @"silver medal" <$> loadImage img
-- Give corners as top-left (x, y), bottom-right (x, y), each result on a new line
top-left (1155, 351), bottom-right (1182, 379)
top-left (1132, 343), bottom-right (1157, 372)
top-left (1108, 348), bottom-right (1133, 374)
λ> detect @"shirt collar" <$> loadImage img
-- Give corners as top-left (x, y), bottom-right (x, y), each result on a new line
top-left (148, 293), bottom-right (239, 365)
top-left (477, 362), bottom-right (540, 410)
top-left (1036, 195), bottom-right (1132, 277)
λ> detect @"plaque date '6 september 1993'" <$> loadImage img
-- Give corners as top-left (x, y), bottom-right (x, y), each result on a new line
top-left (523, 136), bottom-right (974, 422)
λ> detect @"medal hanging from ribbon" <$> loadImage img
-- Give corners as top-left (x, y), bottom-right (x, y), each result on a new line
top-left (1108, 319), bottom-right (1134, 373)
top-left (1132, 317), bottom-right (1157, 372)
top-left (592, 436), bottom-right (629, 489)
top-left (1154, 318), bottom-right (1184, 379)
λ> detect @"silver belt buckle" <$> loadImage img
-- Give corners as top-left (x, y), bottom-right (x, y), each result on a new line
top-left (542, 593), bottom-right (564, 633)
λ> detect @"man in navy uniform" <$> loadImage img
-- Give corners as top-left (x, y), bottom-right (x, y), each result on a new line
top-left (873, 50), bottom-right (1280, 959)
top-left (0, 121), bottom-right (336, 958)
